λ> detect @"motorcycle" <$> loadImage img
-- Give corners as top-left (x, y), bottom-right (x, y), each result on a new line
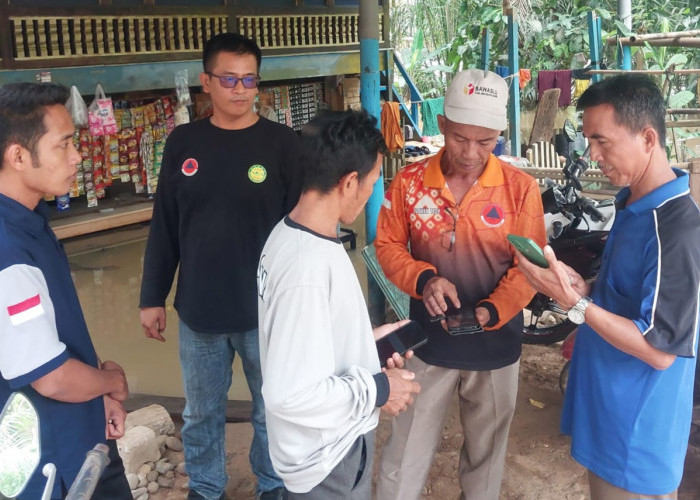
top-left (522, 121), bottom-right (616, 345)
top-left (0, 392), bottom-right (109, 500)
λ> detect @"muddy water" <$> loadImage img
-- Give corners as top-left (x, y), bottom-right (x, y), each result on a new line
top-left (67, 232), bottom-right (251, 400)
top-left (64, 218), bottom-right (367, 401)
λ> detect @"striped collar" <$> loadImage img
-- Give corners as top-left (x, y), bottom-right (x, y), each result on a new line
top-left (615, 168), bottom-right (690, 214)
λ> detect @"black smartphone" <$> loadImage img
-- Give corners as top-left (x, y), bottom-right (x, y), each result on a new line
top-left (445, 306), bottom-right (483, 335)
top-left (507, 234), bottom-right (549, 268)
top-left (376, 321), bottom-right (428, 367)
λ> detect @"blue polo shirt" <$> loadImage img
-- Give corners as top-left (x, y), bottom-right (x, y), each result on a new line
top-left (561, 170), bottom-right (700, 495)
top-left (0, 193), bottom-right (105, 499)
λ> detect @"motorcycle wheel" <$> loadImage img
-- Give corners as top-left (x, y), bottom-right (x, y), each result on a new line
top-left (559, 361), bottom-right (570, 396)
top-left (522, 304), bottom-right (577, 345)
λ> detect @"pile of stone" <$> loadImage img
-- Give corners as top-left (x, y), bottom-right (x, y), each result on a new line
top-left (117, 404), bottom-right (187, 500)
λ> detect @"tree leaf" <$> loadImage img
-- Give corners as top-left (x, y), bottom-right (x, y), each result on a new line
top-left (669, 90), bottom-right (695, 108)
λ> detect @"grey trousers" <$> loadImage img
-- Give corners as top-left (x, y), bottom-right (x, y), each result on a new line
top-left (288, 431), bottom-right (374, 500)
top-left (376, 356), bottom-right (519, 500)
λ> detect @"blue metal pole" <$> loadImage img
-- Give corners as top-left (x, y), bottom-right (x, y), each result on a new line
top-left (619, 0), bottom-right (632, 70)
top-left (360, 0), bottom-right (385, 322)
top-left (507, 13), bottom-right (521, 156)
top-left (588, 11), bottom-right (602, 83)
top-left (480, 28), bottom-right (491, 71)
top-left (360, 0), bottom-right (381, 244)
top-left (361, 37), bottom-right (382, 245)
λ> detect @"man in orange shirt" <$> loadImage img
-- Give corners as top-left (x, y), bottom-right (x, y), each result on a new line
top-left (375, 69), bottom-right (546, 500)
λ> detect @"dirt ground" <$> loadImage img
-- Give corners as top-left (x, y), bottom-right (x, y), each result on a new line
top-left (152, 343), bottom-right (700, 500)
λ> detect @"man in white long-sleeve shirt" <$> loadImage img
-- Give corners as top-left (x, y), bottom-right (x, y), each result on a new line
top-left (257, 109), bottom-right (421, 499)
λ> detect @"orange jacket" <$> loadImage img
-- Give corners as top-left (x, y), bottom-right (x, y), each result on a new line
top-left (376, 150), bottom-right (546, 331)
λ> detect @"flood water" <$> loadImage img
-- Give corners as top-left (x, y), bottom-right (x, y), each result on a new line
top-left (64, 218), bottom-right (368, 401)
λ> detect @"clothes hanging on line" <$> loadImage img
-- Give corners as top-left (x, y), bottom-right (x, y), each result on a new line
top-left (381, 101), bottom-right (404, 151)
top-left (519, 69), bottom-right (532, 89)
top-left (537, 70), bottom-right (572, 107)
top-left (573, 79), bottom-right (590, 98)
top-left (495, 65), bottom-right (510, 78)
top-left (421, 97), bottom-right (444, 137)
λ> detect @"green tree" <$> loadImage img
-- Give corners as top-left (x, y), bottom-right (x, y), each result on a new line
top-left (391, 0), bottom-right (698, 109)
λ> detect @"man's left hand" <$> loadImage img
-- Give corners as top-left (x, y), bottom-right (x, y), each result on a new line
top-left (475, 306), bottom-right (490, 326)
top-left (104, 395), bottom-right (127, 440)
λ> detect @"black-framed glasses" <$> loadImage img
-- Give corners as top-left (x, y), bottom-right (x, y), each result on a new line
top-left (440, 207), bottom-right (457, 252)
top-left (207, 73), bottom-right (260, 89)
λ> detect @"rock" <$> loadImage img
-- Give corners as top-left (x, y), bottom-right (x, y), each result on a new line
top-left (126, 473), bottom-right (139, 490)
top-left (157, 476), bottom-right (175, 488)
top-left (147, 481), bottom-right (160, 493)
top-left (175, 462), bottom-right (187, 474)
top-left (125, 404), bottom-right (175, 436)
top-left (118, 426), bottom-right (161, 474)
top-left (155, 460), bottom-right (175, 474)
top-left (146, 470), bottom-right (158, 482)
top-left (138, 476), bottom-right (148, 488)
top-left (131, 486), bottom-right (147, 498)
top-left (165, 436), bottom-right (184, 451)
top-left (157, 435), bottom-right (167, 455)
top-left (137, 463), bottom-right (152, 477)
top-left (165, 471), bottom-right (175, 479)
top-left (135, 494), bottom-right (149, 500)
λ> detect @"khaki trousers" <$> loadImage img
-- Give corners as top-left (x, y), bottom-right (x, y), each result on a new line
top-left (588, 471), bottom-right (678, 500)
top-left (376, 356), bottom-right (519, 500)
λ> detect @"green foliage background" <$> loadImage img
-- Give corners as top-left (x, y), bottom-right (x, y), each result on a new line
top-left (390, 0), bottom-right (699, 110)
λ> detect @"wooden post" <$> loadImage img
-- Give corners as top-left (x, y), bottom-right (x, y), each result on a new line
top-left (689, 158), bottom-right (700, 206)
top-left (528, 88), bottom-right (560, 145)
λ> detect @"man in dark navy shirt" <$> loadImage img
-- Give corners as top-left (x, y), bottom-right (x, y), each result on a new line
top-left (517, 74), bottom-right (699, 499)
top-left (0, 82), bottom-right (130, 498)
top-left (139, 33), bottom-right (300, 500)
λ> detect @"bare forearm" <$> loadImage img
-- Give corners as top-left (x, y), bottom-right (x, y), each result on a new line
top-left (31, 359), bottom-right (127, 403)
top-left (585, 304), bottom-right (676, 370)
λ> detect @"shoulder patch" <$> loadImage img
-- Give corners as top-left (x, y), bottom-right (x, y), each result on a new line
top-left (248, 164), bottom-right (267, 184)
top-left (181, 158), bottom-right (199, 176)
top-left (481, 203), bottom-right (505, 227)
top-left (7, 294), bottom-right (45, 326)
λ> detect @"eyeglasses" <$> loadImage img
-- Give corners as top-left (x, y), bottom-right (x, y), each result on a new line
top-left (440, 207), bottom-right (457, 252)
top-left (207, 73), bottom-right (260, 89)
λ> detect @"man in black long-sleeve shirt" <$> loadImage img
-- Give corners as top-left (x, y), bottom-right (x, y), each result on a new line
top-left (139, 33), bottom-right (301, 500)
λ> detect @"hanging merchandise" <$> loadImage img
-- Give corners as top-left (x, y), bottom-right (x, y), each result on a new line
top-left (88, 84), bottom-right (118, 136)
top-left (175, 70), bottom-right (192, 106)
top-left (66, 86), bottom-right (88, 128)
top-left (140, 126), bottom-right (156, 195)
top-left (174, 105), bottom-right (190, 126)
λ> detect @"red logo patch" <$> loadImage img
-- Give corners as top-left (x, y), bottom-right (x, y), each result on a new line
top-left (181, 158), bottom-right (199, 177)
top-left (480, 203), bottom-right (505, 227)
top-left (466, 83), bottom-right (475, 95)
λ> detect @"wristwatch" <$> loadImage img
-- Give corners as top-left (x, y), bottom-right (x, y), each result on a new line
top-left (567, 296), bottom-right (592, 325)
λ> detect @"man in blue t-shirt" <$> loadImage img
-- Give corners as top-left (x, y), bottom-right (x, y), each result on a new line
top-left (516, 74), bottom-right (699, 499)
top-left (0, 83), bottom-right (131, 498)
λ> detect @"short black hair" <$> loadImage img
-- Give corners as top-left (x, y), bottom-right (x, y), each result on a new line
top-left (577, 73), bottom-right (666, 147)
top-left (0, 82), bottom-right (69, 169)
top-left (202, 33), bottom-right (262, 73)
top-left (300, 110), bottom-right (388, 194)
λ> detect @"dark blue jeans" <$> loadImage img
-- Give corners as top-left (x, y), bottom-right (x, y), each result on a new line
top-left (178, 321), bottom-right (282, 499)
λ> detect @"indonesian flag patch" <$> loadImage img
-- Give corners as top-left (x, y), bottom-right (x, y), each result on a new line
top-left (7, 294), bottom-right (45, 326)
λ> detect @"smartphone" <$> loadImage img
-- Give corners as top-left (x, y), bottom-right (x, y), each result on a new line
top-left (376, 321), bottom-right (428, 367)
top-left (507, 234), bottom-right (549, 268)
top-left (445, 307), bottom-right (483, 336)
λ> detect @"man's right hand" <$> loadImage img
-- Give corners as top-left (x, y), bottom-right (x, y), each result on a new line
top-left (140, 307), bottom-right (166, 342)
top-left (381, 368), bottom-right (421, 416)
top-left (422, 276), bottom-right (460, 319)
